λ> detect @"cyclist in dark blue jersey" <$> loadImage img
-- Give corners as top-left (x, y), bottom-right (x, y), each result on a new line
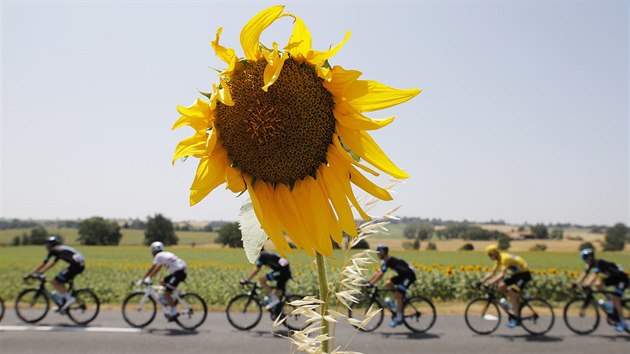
top-left (366, 244), bottom-right (417, 327)
top-left (241, 250), bottom-right (291, 310)
top-left (25, 236), bottom-right (85, 312)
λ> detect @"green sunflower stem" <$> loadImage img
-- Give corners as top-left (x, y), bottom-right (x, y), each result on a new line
top-left (315, 252), bottom-right (330, 353)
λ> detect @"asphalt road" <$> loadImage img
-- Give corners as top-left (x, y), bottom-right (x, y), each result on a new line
top-left (1, 309), bottom-right (629, 353)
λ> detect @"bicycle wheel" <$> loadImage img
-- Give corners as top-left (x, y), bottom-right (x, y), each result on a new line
top-left (122, 292), bottom-right (157, 328)
top-left (67, 289), bottom-right (100, 325)
top-left (0, 297), bottom-right (4, 322)
top-left (347, 295), bottom-right (384, 332)
top-left (278, 294), bottom-right (308, 331)
top-left (15, 289), bottom-right (50, 324)
top-left (464, 298), bottom-right (501, 335)
top-left (519, 297), bottom-right (555, 335)
top-left (621, 299), bottom-right (630, 334)
top-left (402, 296), bottom-right (436, 333)
top-left (174, 293), bottom-right (207, 330)
top-left (563, 297), bottom-right (599, 335)
top-left (226, 294), bottom-right (263, 330)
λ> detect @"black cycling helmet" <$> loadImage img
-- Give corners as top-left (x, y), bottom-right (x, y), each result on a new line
top-left (46, 235), bottom-right (61, 246)
top-left (376, 244), bottom-right (389, 255)
top-left (580, 248), bottom-right (594, 261)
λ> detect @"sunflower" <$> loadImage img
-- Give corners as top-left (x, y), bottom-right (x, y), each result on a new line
top-left (172, 5), bottom-right (420, 257)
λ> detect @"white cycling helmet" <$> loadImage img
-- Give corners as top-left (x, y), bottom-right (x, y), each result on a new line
top-left (150, 241), bottom-right (164, 253)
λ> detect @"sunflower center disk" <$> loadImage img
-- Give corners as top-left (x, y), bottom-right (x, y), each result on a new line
top-left (216, 59), bottom-right (336, 185)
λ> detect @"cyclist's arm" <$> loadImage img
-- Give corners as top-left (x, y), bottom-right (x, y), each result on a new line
top-left (143, 264), bottom-right (161, 280)
top-left (582, 272), bottom-right (597, 288)
top-left (28, 259), bottom-right (57, 276)
top-left (368, 269), bottom-right (384, 285)
top-left (573, 271), bottom-right (588, 286)
top-left (243, 266), bottom-right (261, 282)
top-left (479, 265), bottom-right (499, 284)
top-left (485, 268), bottom-right (506, 287)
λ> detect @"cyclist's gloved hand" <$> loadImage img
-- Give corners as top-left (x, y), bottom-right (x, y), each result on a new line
top-left (239, 279), bottom-right (248, 285)
top-left (364, 282), bottom-right (374, 288)
top-left (142, 277), bottom-right (152, 285)
top-left (569, 282), bottom-right (577, 289)
top-left (473, 281), bottom-right (482, 289)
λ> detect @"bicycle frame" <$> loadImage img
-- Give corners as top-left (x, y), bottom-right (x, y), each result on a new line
top-left (24, 274), bottom-right (76, 306)
top-left (132, 283), bottom-right (189, 313)
top-left (573, 287), bottom-right (624, 322)
top-left (363, 286), bottom-right (399, 315)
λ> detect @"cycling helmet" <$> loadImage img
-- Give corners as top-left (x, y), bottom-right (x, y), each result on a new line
top-left (580, 248), bottom-right (594, 261)
top-left (150, 241), bottom-right (164, 253)
top-left (376, 244), bottom-right (389, 255)
top-left (46, 235), bottom-right (61, 246)
top-left (485, 244), bottom-right (498, 255)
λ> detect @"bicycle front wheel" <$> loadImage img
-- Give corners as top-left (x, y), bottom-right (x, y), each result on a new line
top-left (402, 296), bottom-right (436, 333)
top-left (622, 299), bottom-right (630, 334)
top-left (464, 298), bottom-right (501, 335)
top-left (348, 295), bottom-right (384, 332)
top-left (175, 293), bottom-right (207, 330)
top-left (67, 289), bottom-right (100, 325)
top-left (122, 292), bottom-right (156, 328)
top-left (519, 297), bottom-right (555, 335)
top-left (563, 297), bottom-right (599, 335)
top-left (0, 297), bottom-right (4, 322)
top-left (15, 289), bottom-right (50, 324)
top-left (226, 294), bottom-right (263, 330)
top-left (278, 294), bottom-right (308, 331)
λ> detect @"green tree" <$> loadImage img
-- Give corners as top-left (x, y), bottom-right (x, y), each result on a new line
top-left (550, 229), bottom-right (564, 240)
top-left (29, 225), bottom-right (49, 245)
top-left (530, 224), bottom-right (548, 239)
top-left (579, 242), bottom-right (595, 251)
top-left (603, 223), bottom-right (628, 251)
top-left (215, 222), bottom-right (243, 248)
top-left (498, 234), bottom-right (511, 250)
top-left (144, 214), bottom-right (178, 246)
top-left (78, 217), bottom-right (122, 245)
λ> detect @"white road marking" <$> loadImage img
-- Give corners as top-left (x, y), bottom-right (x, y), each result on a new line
top-left (0, 325), bottom-right (142, 333)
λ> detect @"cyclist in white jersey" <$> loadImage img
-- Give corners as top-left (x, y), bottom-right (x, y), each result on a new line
top-left (139, 241), bottom-right (187, 320)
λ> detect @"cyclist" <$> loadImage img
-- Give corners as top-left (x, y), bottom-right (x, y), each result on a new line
top-left (139, 241), bottom-right (187, 321)
top-left (572, 248), bottom-right (628, 332)
top-left (241, 250), bottom-right (291, 310)
top-left (366, 244), bottom-right (417, 327)
top-left (25, 235), bottom-right (85, 312)
top-left (479, 244), bottom-right (532, 329)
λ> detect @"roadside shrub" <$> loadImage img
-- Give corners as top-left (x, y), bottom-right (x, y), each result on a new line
top-left (529, 244), bottom-right (547, 252)
top-left (459, 243), bottom-right (474, 251)
top-left (426, 242), bottom-right (437, 251)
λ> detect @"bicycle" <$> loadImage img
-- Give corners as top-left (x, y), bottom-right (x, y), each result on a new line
top-left (348, 285), bottom-right (436, 333)
top-left (464, 284), bottom-right (555, 335)
top-left (0, 296), bottom-right (4, 322)
top-left (225, 281), bottom-right (307, 331)
top-left (15, 274), bottom-right (100, 325)
top-left (121, 282), bottom-right (207, 330)
top-left (563, 286), bottom-right (630, 335)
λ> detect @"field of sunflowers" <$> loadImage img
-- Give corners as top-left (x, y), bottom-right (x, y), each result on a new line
top-left (1, 246), bottom-right (628, 308)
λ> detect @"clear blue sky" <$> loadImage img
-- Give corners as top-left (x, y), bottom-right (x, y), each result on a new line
top-left (1, 1), bottom-right (628, 226)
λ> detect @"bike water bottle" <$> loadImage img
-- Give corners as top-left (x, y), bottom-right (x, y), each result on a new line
top-left (499, 298), bottom-right (511, 311)
top-left (158, 293), bottom-right (168, 307)
top-left (51, 291), bottom-right (63, 306)
top-left (603, 300), bottom-right (614, 314)
top-left (263, 296), bottom-right (270, 306)
top-left (385, 297), bottom-right (396, 310)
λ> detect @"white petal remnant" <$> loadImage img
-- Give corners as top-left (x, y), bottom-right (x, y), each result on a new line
top-left (239, 199), bottom-right (269, 263)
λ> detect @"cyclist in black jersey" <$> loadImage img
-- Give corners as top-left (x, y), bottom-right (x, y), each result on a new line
top-left (25, 236), bottom-right (85, 312)
top-left (573, 248), bottom-right (628, 331)
top-left (241, 250), bottom-right (291, 310)
top-left (366, 244), bottom-right (416, 327)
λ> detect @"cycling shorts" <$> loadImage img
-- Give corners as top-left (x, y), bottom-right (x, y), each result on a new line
top-left (504, 271), bottom-right (532, 293)
top-left (391, 274), bottom-right (416, 294)
top-left (164, 269), bottom-right (187, 291)
top-left (55, 263), bottom-right (84, 283)
top-left (603, 273), bottom-right (629, 296)
top-left (266, 269), bottom-right (291, 292)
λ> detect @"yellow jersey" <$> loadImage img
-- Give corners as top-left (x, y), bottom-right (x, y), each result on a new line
top-left (494, 252), bottom-right (529, 274)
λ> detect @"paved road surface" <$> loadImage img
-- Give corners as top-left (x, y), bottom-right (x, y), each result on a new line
top-left (1, 309), bottom-right (628, 353)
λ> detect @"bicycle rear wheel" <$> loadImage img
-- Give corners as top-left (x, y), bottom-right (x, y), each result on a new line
top-left (15, 289), bottom-right (50, 324)
top-left (278, 294), bottom-right (308, 331)
top-left (0, 297), bottom-right (4, 322)
top-left (122, 292), bottom-right (156, 328)
top-left (226, 294), bottom-right (263, 330)
top-left (174, 293), bottom-right (207, 330)
top-left (519, 297), bottom-right (555, 335)
top-left (402, 296), bottom-right (436, 333)
top-left (464, 298), bottom-right (501, 335)
top-left (348, 295), bottom-right (384, 332)
top-left (563, 297), bottom-right (599, 335)
top-left (621, 299), bottom-right (630, 334)
top-left (67, 289), bottom-right (100, 325)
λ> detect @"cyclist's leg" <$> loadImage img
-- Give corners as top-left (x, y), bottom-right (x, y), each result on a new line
top-left (608, 275), bottom-right (628, 330)
top-left (56, 264), bottom-right (83, 310)
top-left (164, 270), bottom-right (186, 316)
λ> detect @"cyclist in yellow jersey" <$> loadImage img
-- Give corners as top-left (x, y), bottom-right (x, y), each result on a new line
top-left (479, 244), bottom-right (532, 328)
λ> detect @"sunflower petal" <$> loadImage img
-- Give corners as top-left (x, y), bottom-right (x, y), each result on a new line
top-left (336, 112), bottom-right (395, 131)
top-left (172, 99), bottom-right (212, 131)
top-left (248, 181), bottom-right (292, 255)
top-left (225, 165), bottom-right (245, 193)
top-left (327, 152), bottom-right (371, 221)
top-left (189, 151), bottom-right (229, 205)
top-left (274, 184), bottom-right (315, 255)
top-left (322, 66), bottom-right (362, 96)
top-left (240, 5), bottom-right (285, 60)
top-left (172, 132), bottom-right (208, 164)
top-left (211, 27), bottom-right (237, 76)
top-left (315, 170), bottom-right (344, 244)
top-left (332, 135), bottom-right (379, 176)
top-left (307, 31), bottom-right (351, 66)
top-left (287, 16), bottom-right (312, 59)
top-left (337, 125), bottom-right (409, 179)
top-left (297, 177), bottom-right (332, 256)
top-left (347, 164), bottom-right (392, 201)
top-left (346, 80), bottom-right (421, 112)
top-left (320, 163), bottom-right (359, 237)
top-left (262, 42), bottom-right (288, 92)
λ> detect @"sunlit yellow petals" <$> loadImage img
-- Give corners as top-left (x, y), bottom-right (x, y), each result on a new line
top-left (205, 128), bottom-right (218, 155)
top-left (337, 125), bottom-right (409, 179)
top-left (225, 165), bottom-right (245, 193)
top-left (320, 164), bottom-right (359, 237)
top-left (314, 170), bottom-right (344, 244)
top-left (172, 99), bottom-right (212, 131)
top-left (240, 5), bottom-right (285, 60)
top-left (307, 31), bottom-right (351, 67)
top-left (331, 135), bottom-right (379, 177)
top-left (297, 178), bottom-right (332, 256)
top-left (211, 27), bottom-right (237, 76)
top-left (274, 184), bottom-right (315, 255)
top-left (323, 66), bottom-right (362, 96)
top-left (217, 78), bottom-right (233, 105)
top-left (249, 181), bottom-right (292, 255)
top-left (336, 112), bottom-right (395, 131)
top-left (346, 80), bottom-right (421, 112)
top-left (189, 152), bottom-right (229, 206)
top-left (262, 42), bottom-right (288, 92)
top-left (287, 16), bottom-right (312, 59)
top-left (347, 164), bottom-right (392, 201)
top-left (172, 132), bottom-right (207, 164)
